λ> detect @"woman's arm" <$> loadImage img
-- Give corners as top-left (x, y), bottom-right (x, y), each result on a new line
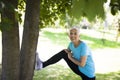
top-left (64, 49), bottom-right (87, 67)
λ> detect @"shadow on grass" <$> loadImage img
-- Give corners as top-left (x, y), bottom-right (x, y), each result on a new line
top-left (33, 64), bottom-right (82, 80)
top-left (42, 31), bottom-right (120, 49)
top-left (33, 64), bottom-right (120, 80)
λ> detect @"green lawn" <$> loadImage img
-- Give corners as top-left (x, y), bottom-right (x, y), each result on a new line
top-left (41, 28), bottom-right (120, 49)
top-left (33, 64), bottom-right (120, 80)
top-left (34, 28), bottom-right (120, 80)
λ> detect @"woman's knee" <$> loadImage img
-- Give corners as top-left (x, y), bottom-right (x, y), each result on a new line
top-left (61, 49), bottom-right (67, 54)
top-left (58, 50), bottom-right (67, 56)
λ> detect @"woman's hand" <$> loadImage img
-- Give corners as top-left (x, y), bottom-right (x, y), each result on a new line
top-left (64, 49), bottom-right (72, 59)
top-left (64, 49), bottom-right (87, 67)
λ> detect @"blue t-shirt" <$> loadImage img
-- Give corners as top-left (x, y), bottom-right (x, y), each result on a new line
top-left (68, 41), bottom-right (95, 78)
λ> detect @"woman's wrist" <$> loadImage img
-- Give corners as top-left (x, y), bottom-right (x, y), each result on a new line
top-left (68, 54), bottom-right (73, 60)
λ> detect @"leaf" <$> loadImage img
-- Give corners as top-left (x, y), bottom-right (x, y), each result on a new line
top-left (68, 0), bottom-right (106, 21)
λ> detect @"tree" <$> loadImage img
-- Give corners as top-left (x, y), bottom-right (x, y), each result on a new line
top-left (0, 0), bottom-right (40, 80)
top-left (19, 0), bottom-right (40, 80)
top-left (1, 0), bottom-right (20, 80)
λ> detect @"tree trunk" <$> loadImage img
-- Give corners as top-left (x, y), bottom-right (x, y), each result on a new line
top-left (1, 0), bottom-right (20, 80)
top-left (20, 0), bottom-right (40, 80)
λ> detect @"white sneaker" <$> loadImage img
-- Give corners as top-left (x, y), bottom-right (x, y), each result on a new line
top-left (35, 52), bottom-right (43, 70)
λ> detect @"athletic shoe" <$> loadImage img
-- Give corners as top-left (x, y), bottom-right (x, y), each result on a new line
top-left (35, 52), bottom-right (43, 70)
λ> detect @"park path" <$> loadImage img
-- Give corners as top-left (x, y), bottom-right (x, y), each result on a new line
top-left (93, 48), bottom-right (120, 73)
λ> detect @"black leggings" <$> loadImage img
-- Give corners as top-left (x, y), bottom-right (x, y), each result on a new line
top-left (43, 50), bottom-right (95, 80)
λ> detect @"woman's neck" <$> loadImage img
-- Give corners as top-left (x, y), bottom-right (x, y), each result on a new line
top-left (74, 40), bottom-right (81, 47)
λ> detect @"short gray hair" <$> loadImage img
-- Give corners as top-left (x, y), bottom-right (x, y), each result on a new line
top-left (69, 26), bottom-right (80, 35)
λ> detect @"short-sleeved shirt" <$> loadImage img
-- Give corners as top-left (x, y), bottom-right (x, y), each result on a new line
top-left (68, 41), bottom-right (95, 78)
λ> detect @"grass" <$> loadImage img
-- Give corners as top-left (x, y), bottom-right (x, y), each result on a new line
top-left (33, 64), bottom-right (82, 80)
top-left (42, 29), bottom-right (120, 49)
top-left (33, 64), bottom-right (120, 80)
top-left (80, 34), bottom-right (120, 49)
top-left (42, 31), bottom-right (69, 47)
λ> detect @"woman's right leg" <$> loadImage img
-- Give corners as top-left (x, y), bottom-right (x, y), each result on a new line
top-left (43, 50), bottom-right (81, 75)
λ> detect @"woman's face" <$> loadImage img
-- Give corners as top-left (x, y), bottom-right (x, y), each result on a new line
top-left (69, 29), bottom-right (80, 43)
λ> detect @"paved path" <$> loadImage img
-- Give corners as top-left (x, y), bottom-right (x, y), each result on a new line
top-left (93, 48), bottom-right (120, 73)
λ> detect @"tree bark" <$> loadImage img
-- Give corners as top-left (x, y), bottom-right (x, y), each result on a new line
top-left (1, 0), bottom-right (20, 80)
top-left (20, 0), bottom-right (40, 80)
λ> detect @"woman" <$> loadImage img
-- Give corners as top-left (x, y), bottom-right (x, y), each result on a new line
top-left (35, 27), bottom-right (96, 80)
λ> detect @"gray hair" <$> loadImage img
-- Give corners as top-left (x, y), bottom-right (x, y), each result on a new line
top-left (69, 26), bottom-right (80, 35)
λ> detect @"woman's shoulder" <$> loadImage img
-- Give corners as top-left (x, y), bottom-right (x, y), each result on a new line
top-left (80, 41), bottom-right (86, 45)
top-left (80, 41), bottom-right (89, 48)
top-left (69, 41), bottom-right (72, 43)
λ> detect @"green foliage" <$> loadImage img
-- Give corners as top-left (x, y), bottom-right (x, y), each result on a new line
top-left (40, 0), bottom-right (109, 28)
top-left (40, 0), bottom-right (72, 28)
top-left (110, 0), bottom-right (120, 15)
top-left (69, 0), bottom-right (107, 21)
top-left (1, 0), bottom-right (120, 30)
top-left (39, 0), bottom-right (120, 28)
top-left (18, 0), bottom-right (26, 24)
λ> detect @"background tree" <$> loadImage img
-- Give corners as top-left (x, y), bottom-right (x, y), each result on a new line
top-left (40, 0), bottom-right (107, 27)
top-left (0, 0), bottom-right (40, 80)
top-left (40, 0), bottom-right (72, 28)
top-left (40, 0), bottom-right (120, 27)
